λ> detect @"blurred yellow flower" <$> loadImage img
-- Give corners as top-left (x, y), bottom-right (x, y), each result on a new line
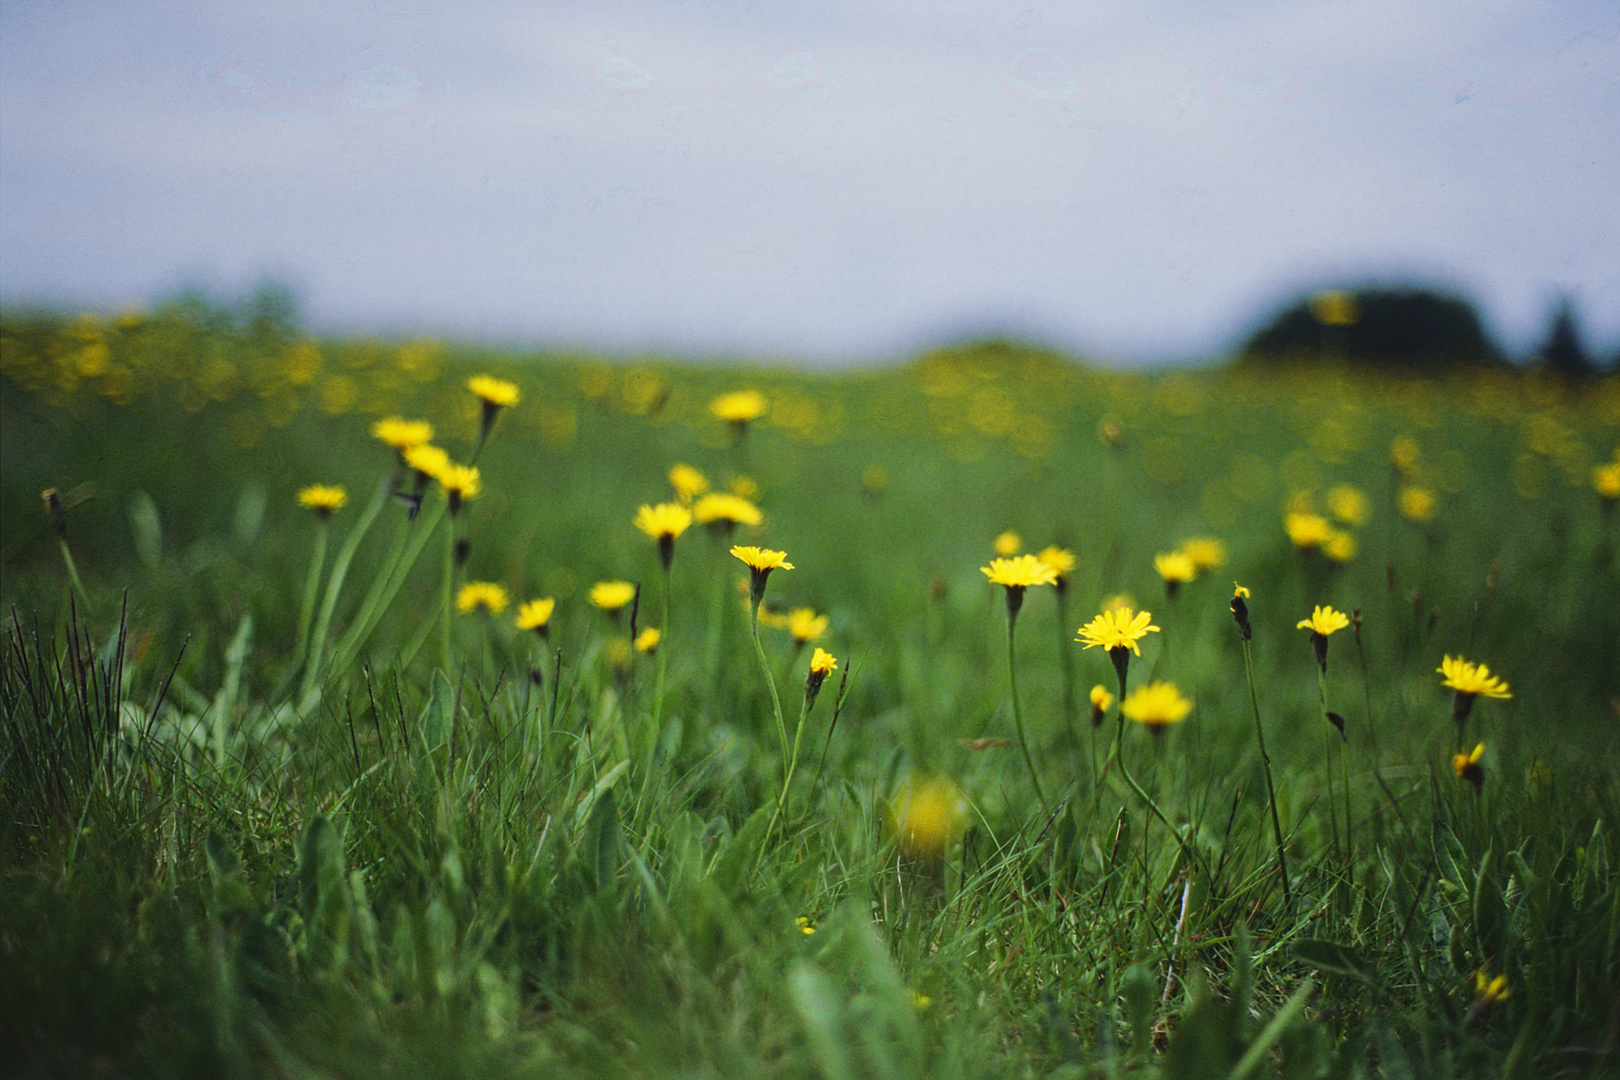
top-left (1452, 742), bottom-right (1485, 788)
top-left (1285, 511), bottom-right (1333, 549)
top-left (468, 374), bottom-right (520, 408)
top-left (1322, 529), bottom-right (1357, 563)
top-left (1309, 289), bottom-right (1361, 326)
top-left (993, 531), bottom-right (1022, 557)
top-left (1176, 537), bottom-right (1226, 570)
top-left (404, 443), bottom-right (450, 481)
top-left (590, 580), bottom-right (636, 612)
top-left (1326, 484), bottom-right (1371, 527)
top-left (787, 607), bottom-right (829, 644)
top-left (710, 389), bottom-right (768, 423)
top-left (515, 598), bottom-right (555, 633)
top-left (438, 463), bottom-right (481, 511)
top-left (1153, 550), bottom-right (1197, 584)
top-left (635, 627), bottom-right (661, 653)
top-left (1037, 545), bottom-right (1076, 579)
top-left (1594, 460), bottom-right (1620, 502)
top-left (693, 492), bottom-right (763, 528)
top-left (889, 775), bottom-right (969, 859)
top-left (1391, 434), bottom-right (1420, 474)
top-left (1233, 582), bottom-right (1251, 599)
top-left (1473, 969), bottom-right (1510, 1006)
top-left (1077, 607), bottom-right (1160, 655)
top-left (1089, 684), bottom-right (1114, 725)
top-left (456, 581), bottom-right (508, 615)
top-left (1120, 681), bottom-right (1192, 731)
top-left (372, 416), bottom-right (434, 453)
top-left (796, 916), bottom-right (816, 936)
top-left (1297, 605), bottom-right (1350, 636)
top-left (668, 462), bottom-right (710, 502)
top-left (297, 484), bottom-right (347, 519)
top-left (1399, 485), bottom-right (1436, 523)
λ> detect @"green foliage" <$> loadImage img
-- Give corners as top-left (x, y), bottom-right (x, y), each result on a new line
top-left (4, 310), bottom-right (1620, 1077)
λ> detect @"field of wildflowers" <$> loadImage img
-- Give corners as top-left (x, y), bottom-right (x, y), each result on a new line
top-left (3, 303), bottom-right (1619, 1078)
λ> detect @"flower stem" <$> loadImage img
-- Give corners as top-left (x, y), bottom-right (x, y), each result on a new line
top-left (300, 477), bottom-right (389, 706)
top-left (748, 601), bottom-right (789, 777)
top-left (1242, 638), bottom-right (1292, 908)
top-left (1316, 666), bottom-right (1342, 861)
top-left (1006, 606), bottom-right (1049, 812)
top-left (440, 515), bottom-right (456, 671)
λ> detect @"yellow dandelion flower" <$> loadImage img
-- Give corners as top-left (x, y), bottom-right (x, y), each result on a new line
top-left (1285, 511), bottom-right (1333, 549)
top-left (634, 501), bottom-right (693, 542)
top-left (710, 389), bottom-right (768, 424)
top-left (1438, 656), bottom-right (1512, 699)
top-left (693, 492), bottom-right (763, 528)
top-left (1153, 550), bottom-right (1197, 584)
top-left (804, 645), bottom-right (838, 710)
top-left (1452, 742), bottom-right (1485, 789)
top-left (1177, 537), bottom-right (1226, 570)
top-left (515, 598), bottom-right (555, 633)
top-left (635, 627), bottom-right (661, 653)
top-left (1326, 484), bottom-right (1371, 527)
top-left (796, 916), bottom-right (816, 936)
top-left (809, 647), bottom-right (837, 675)
top-left (1297, 605), bottom-right (1349, 636)
top-left (787, 607), bottom-right (829, 644)
top-left (590, 580), bottom-right (637, 613)
top-left (438, 463), bottom-right (481, 513)
top-left (1120, 681), bottom-right (1192, 732)
top-left (1088, 684), bottom-right (1114, 726)
top-left (372, 416), bottom-right (434, 453)
top-left (981, 554), bottom-right (1058, 589)
top-left (1230, 583), bottom-right (1253, 639)
top-left (297, 484), bottom-right (347, 519)
top-left (993, 531), bottom-right (1022, 557)
top-left (1077, 607), bottom-right (1160, 655)
top-left (1593, 460), bottom-right (1620, 502)
top-left (889, 775), bottom-right (969, 860)
top-left (1100, 593), bottom-right (1136, 614)
top-left (468, 374), bottom-right (520, 407)
top-left (1473, 970), bottom-right (1510, 1006)
top-left (1390, 434), bottom-right (1420, 474)
top-left (729, 474), bottom-right (762, 501)
top-left (668, 462), bottom-right (709, 503)
top-left (404, 443), bottom-right (450, 481)
top-left (1322, 528), bottom-right (1357, 563)
top-left (732, 545), bottom-right (793, 607)
top-left (1233, 582), bottom-right (1251, 599)
top-left (1399, 485), bottom-right (1436, 523)
top-left (1037, 545), bottom-right (1076, 580)
top-left (456, 581), bottom-right (508, 615)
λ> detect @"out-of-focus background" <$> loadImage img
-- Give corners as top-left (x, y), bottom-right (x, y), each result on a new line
top-left (2, 0), bottom-right (1616, 366)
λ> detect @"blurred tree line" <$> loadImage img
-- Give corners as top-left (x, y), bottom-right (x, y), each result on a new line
top-left (1235, 285), bottom-right (1614, 379)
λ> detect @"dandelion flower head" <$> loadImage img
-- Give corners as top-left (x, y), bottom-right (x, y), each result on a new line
top-left (634, 501), bottom-right (693, 542)
top-left (993, 531), bottom-right (1021, 557)
top-left (1233, 582), bottom-right (1251, 599)
top-left (635, 627), bottom-right (660, 653)
top-left (404, 443), bottom-right (450, 480)
top-left (1453, 742), bottom-right (1485, 785)
top-left (1473, 970), bottom-right (1510, 1005)
top-left (1297, 605), bottom-right (1349, 636)
top-left (515, 598), bottom-right (555, 632)
top-left (668, 462), bottom-right (709, 502)
top-left (438, 463), bottom-right (481, 503)
top-left (982, 554), bottom-right (1058, 589)
top-left (810, 647), bottom-right (838, 675)
top-left (788, 607), bottom-right (829, 643)
top-left (1438, 656), bottom-right (1512, 699)
top-left (297, 484), bottom-right (347, 517)
top-left (1322, 529), bottom-right (1357, 563)
top-left (1037, 545), bottom-right (1075, 578)
top-left (372, 416), bottom-right (433, 452)
top-left (590, 580), bottom-right (636, 612)
top-left (1120, 681), bottom-right (1193, 730)
top-left (731, 545), bottom-right (793, 573)
top-left (1154, 550), bottom-right (1197, 584)
top-left (1077, 607), bottom-right (1160, 654)
top-left (1594, 460), bottom-right (1620, 502)
top-left (1177, 537), bottom-right (1226, 570)
top-left (1285, 511), bottom-right (1333, 549)
top-left (1399, 485), bottom-right (1436, 523)
top-left (468, 374), bottom-right (520, 407)
top-left (710, 389), bottom-right (768, 423)
top-left (456, 581), bottom-right (508, 615)
top-left (693, 492), bottom-right (763, 528)
top-left (1089, 684), bottom-right (1114, 713)
top-left (1327, 484), bottom-right (1371, 527)
top-left (889, 775), bottom-right (969, 859)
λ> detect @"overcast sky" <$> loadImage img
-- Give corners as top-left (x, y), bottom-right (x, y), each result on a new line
top-left (2, 1), bottom-right (1616, 366)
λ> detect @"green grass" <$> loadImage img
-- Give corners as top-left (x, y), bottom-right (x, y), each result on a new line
top-left (3, 308), bottom-right (1619, 1078)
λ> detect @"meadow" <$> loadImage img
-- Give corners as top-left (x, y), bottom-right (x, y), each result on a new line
top-left (3, 302), bottom-right (1618, 1079)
